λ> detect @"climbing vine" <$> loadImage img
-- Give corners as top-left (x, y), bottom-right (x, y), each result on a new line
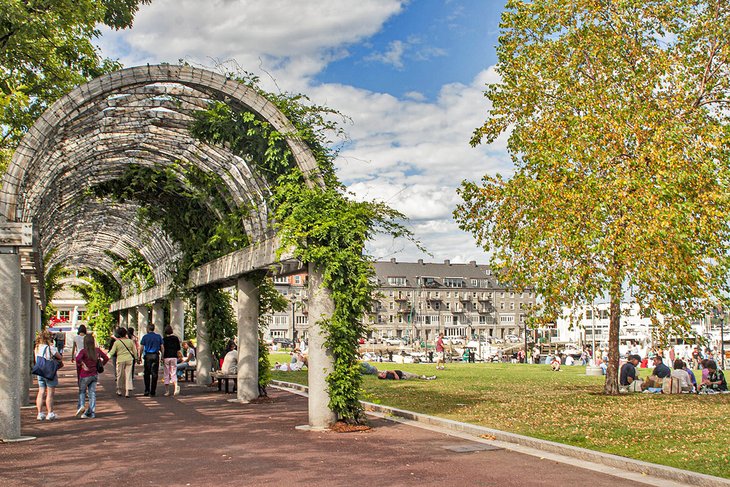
top-left (105, 249), bottom-right (155, 294)
top-left (198, 286), bottom-right (237, 360)
top-left (192, 81), bottom-right (414, 422)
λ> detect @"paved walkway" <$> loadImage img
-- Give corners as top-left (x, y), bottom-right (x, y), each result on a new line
top-left (1, 364), bottom-right (689, 487)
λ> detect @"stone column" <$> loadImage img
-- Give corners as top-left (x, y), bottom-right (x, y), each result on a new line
top-left (0, 252), bottom-right (22, 440)
top-left (304, 263), bottom-right (336, 429)
top-left (195, 291), bottom-right (212, 386)
top-left (152, 302), bottom-right (164, 334)
top-left (236, 277), bottom-right (259, 402)
top-left (170, 297), bottom-right (185, 340)
top-left (119, 309), bottom-right (128, 328)
top-left (20, 278), bottom-right (32, 406)
top-left (137, 305), bottom-right (149, 332)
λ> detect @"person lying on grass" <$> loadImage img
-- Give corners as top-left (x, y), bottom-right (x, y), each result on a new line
top-left (377, 370), bottom-right (436, 380)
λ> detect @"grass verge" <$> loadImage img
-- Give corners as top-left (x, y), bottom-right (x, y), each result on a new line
top-left (270, 360), bottom-right (730, 478)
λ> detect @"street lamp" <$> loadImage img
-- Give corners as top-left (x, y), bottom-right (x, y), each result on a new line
top-left (712, 307), bottom-right (726, 370)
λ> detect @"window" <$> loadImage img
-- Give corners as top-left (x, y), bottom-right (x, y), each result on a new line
top-left (398, 315), bottom-right (403, 323)
top-left (510, 292), bottom-right (514, 298)
top-left (520, 314), bottom-right (525, 323)
top-left (387, 276), bottom-right (407, 286)
top-left (389, 302), bottom-right (394, 310)
top-left (479, 316), bottom-right (489, 324)
top-left (471, 279), bottom-right (479, 287)
top-left (434, 292), bottom-right (440, 298)
top-left (271, 330), bottom-right (286, 338)
top-left (500, 292), bottom-right (505, 298)
top-left (500, 303), bottom-right (505, 310)
top-left (389, 315), bottom-right (394, 323)
top-left (295, 315), bottom-right (308, 325)
top-left (444, 315), bottom-right (453, 324)
top-left (59, 310), bottom-right (70, 320)
top-left (445, 302), bottom-right (451, 310)
top-left (77, 310), bottom-right (86, 321)
top-left (443, 278), bottom-right (465, 288)
top-left (273, 316), bottom-right (288, 326)
top-left (273, 276), bottom-right (288, 284)
top-left (500, 315), bottom-right (515, 323)
top-left (294, 275), bottom-right (301, 284)
top-left (446, 291), bottom-right (451, 298)
top-left (510, 303), bottom-right (515, 310)
top-left (519, 303), bottom-right (524, 310)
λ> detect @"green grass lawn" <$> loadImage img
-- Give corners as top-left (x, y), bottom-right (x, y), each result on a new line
top-left (270, 359), bottom-right (730, 478)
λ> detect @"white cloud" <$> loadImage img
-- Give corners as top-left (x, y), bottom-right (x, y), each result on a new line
top-left (96, 1), bottom-right (509, 264)
top-left (97, 0), bottom-right (405, 88)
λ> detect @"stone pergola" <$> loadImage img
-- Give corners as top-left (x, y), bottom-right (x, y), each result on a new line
top-left (0, 65), bottom-right (336, 441)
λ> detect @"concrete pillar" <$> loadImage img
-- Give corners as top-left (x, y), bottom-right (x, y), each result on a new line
top-left (20, 279), bottom-right (32, 406)
top-left (152, 302), bottom-right (164, 334)
top-left (305, 264), bottom-right (336, 429)
top-left (170, 297), bottom-right (185, 340)
top-left (0, 252), bottom-right (22, 440)
top-left (119, 309), bottom-right (128, 328)
top-left (236, 277), bottom-right (259, 402)
top-left (195, 291), bottom-right (212, 386)
top-left (137, 305), bottom-right (149, 332)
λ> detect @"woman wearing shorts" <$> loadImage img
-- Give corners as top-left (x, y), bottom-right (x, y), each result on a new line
top-left (34, 330), bottom-right (63, 421)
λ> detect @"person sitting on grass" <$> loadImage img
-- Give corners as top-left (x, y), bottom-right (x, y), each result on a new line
top-left (550, 355), bottom-right (562, 372)
top-left (619, 354), bottom-right (642, 392)
top-left (641, 355), bottom-right (671, 390)
top-left (701, 360), bottom-right (727, 393)
top-left (670, 359), bottom-right (693, 393)
top-left (377, 370), bottom-right (436, 380)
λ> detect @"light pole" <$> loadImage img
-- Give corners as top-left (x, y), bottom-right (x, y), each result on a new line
top-left (713, 307), bottom-right (726, 370)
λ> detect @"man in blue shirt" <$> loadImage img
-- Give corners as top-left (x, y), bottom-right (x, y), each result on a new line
top-left (619, 354), bottom-right (642, 392)
top-left (140, 324), bottom-right (163, 396)
top-left (652, 355), bottom-right (671, 379)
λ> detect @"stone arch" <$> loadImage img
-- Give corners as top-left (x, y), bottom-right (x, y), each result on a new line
top-left (0, 65), bottom-right (336, 440)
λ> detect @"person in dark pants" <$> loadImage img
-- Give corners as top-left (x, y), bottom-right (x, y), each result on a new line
top-left (139, 324), bottom-right (163, 396)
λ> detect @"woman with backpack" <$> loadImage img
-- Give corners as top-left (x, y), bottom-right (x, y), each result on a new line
top-left (33, 330), bottom-right (63, 421)
top-left (74, 334), bottom-right (109, 418)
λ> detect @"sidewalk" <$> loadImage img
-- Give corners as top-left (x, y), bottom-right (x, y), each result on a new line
top-left (0, 366), bottom-right (697, 487)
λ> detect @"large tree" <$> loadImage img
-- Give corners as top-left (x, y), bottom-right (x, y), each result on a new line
top-left (0, 0), bottom-right (150, 172)
top-left (456, 0), bottom-right (730, 394)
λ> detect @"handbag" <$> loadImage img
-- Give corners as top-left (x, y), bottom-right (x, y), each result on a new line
top-left (96, 357), bottom-right (105, 374)
top-left (31, 345), bottom-right (59, 380)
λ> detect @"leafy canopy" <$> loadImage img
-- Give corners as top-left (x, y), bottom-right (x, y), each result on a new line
top-left (0, 0), bottom-right (149, 172)
top-left (456, 0), bottom-right (730, 391)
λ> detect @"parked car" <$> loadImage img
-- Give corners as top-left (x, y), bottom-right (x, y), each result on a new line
top-left (383, 337), bottom-right (405, 346)
top-left (492, 337), bottom-right (505, 344)
top-left (505, 334), bottom-right (521, 343)
top-left (272, 337), bottom-right (293, 348)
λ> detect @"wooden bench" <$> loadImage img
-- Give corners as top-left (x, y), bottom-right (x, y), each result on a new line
top-left (214, 372), bottom-right (237, 394)
top-left (182, 368), bottom-right (195, 382)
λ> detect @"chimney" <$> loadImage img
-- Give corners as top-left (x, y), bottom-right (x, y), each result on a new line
top-left (417, 259), bottom-right (423, 265)
top-left (470, 260), bottom-right (477, 266)
top-left (444, 259), bottom-right (450, 265)
top-left (390, 258), bottom-right (397, 263)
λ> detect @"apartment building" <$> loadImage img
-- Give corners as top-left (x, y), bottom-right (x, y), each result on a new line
top-left (265, 259), bottom-right (536, 342)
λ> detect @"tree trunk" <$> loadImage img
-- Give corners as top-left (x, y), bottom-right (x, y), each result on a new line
top-left (604, 277), bottom-right (622, 395)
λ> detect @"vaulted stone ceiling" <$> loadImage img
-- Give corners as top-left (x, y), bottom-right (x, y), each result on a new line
top-left (0, 65), bottom-right (320, 295)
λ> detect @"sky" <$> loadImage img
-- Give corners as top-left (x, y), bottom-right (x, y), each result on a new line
top-left (96, 0), bottom-right (512, 264)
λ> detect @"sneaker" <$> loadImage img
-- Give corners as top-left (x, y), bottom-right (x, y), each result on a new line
top-left (174, 383), bottom-right (180, 396)
top-left (36, 413), bottom-right (46, 421)
top-left (82, 413), bottom-right (95, 419)
top-left (46, 412), bottom-right (58, 421)
top-left (75, 407), bottom-right (86, 418)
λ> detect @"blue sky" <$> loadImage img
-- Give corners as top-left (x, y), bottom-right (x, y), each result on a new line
top-left (97, 0), bottom-right (511, 263)
top-left (316, 1), bottom-right (503, 101)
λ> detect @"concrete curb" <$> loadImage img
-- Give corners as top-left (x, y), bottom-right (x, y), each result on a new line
top-left (271, 380), bottom-right (730, 487)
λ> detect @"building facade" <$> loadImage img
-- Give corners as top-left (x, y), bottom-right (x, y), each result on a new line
top-left (264, 259), bottom-right (536, 342)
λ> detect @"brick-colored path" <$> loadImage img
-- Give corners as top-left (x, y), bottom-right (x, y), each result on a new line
top-left (2, 365), bottom-right (655, 487)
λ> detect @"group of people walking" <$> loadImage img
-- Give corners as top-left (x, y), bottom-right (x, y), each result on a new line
top-left (33, 323), bottom-right (196, 421)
